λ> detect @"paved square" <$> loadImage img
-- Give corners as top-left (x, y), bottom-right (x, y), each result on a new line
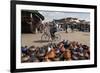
top-left (21, 31), bottom-right (90, 47)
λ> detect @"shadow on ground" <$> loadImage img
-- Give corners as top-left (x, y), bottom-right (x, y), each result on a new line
top-left (33, 40), bottom-right (50, 43)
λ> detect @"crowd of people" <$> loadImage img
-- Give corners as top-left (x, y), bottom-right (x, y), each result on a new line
top-left (21, 40), bottom-right (90, 63)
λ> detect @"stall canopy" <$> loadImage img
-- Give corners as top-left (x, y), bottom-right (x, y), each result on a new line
top-left (21, 10), bottom-right (44, 20)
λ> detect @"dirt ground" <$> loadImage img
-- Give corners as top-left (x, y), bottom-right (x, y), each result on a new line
top-left (21, 31), bottom-right (90, 47)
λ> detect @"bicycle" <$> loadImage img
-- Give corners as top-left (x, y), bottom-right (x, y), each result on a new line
top-left (41, 32), bottom-right (61, 42)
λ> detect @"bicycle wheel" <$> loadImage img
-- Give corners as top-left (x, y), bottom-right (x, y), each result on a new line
top-left (53, 34), bottom-right (61, 41)
top-left (41, 34), bottom-right (50, 41)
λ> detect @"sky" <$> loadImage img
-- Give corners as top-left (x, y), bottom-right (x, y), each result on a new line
top-left (39, 10), bottom-right (90, 22)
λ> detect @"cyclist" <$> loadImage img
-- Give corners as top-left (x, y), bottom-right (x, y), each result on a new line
top-left (50, 21), bottom-right (57, 39)
top-left (44, 23), bottom-right (50, 35)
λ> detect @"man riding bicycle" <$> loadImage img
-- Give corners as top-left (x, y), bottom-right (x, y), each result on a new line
top-left (41, 22), bottom-right (61, 41)
top-left (50, 21), bottom-right (57, 39)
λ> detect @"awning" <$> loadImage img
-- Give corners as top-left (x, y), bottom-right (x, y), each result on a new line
top-left (22, 10), bottom-right (45, 20)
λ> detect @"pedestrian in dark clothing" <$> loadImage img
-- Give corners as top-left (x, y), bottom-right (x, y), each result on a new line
top-left (65, 24), bottom-right (68, 33)
top-left (71, 24), bottom-right (74, 32)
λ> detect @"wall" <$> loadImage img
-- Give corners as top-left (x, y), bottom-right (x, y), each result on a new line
top-left (0, 0), bottom-right (99, 73)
